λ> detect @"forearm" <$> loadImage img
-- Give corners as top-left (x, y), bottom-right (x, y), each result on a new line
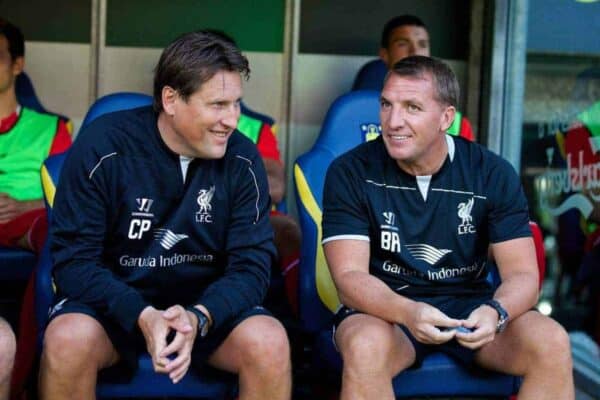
top-left (491, 237), bottom-right (540, 321)
top-left (0, 196), bottom-right (45, 223)
top-left (492, 270), bottom-right (538, 321)
top-left (18, 199), bottom-right (45, 212)
top-left (336, 270), bottom-right (415, 325)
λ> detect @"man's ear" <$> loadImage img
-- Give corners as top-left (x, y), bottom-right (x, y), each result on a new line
top-left (440, 105), bottom-right (456, 132)
top-left (161, 86), bottom-right (177, 116)
top-left (12, 56), bottom-right (24, 77)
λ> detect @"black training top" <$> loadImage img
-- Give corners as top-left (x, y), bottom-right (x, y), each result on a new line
top-left (51, 106), bottom-right (276, 333)
top-left (322, 134), bottom-right (531, 298)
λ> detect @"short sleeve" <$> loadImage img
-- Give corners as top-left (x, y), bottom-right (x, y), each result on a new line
top-left (322, 157), bottom-right (371, 243)
top-left (487, 157), bottom-right (531, 243)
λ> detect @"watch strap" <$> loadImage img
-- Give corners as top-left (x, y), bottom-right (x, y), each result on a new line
top-left (484, 299), bottom-right (509, 333)
top-left (187, 306), bottom-right (209, 338)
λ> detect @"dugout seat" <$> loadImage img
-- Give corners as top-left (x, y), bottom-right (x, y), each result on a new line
top-left (15, 72), bottom-right (47, 115)
top-left (351, 59), bottom-right (388, 92)
top-left (35, 92), bottom-right (236, 399)
top-left (0, 247), bottom-right (36, 282)
top-left (293, 90), bottom-right (545, 398)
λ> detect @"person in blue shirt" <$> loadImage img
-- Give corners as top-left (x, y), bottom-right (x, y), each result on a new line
top-left (39, 31), bottom-right (291, 400)
top-left (323, 56), bottom-right (573, 400)
top-left (0, 317), bottom-right (15, 400)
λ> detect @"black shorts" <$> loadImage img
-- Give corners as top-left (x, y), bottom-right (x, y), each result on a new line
top-left (48, 299), bottom-right (271, 378)
top-left (332, 293), bottom-right (493, 368)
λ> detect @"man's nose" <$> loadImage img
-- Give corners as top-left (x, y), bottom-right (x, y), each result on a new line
top-left (222, 106), bottom-right (240, 128)
top-left (387, 107), bottom-right (405, 129)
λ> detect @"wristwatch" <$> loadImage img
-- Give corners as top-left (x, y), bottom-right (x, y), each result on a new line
top-left (484, 299), bottom-right (509, 333)
top-left (187, 306), bottom-right (210, 338)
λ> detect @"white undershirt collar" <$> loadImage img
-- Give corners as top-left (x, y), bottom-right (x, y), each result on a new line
top-left (415, 134), bottom-right (455, 201)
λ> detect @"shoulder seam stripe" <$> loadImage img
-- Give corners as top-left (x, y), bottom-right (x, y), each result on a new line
top-left (365, 179), bottom-right (416, 190)
top-left (235, 155), bottom-right (253, 165)
top-left (89, 152), bottom-right (117, 180)
top-left (431, 188), bottom-right (487, 199)
top-left (236, 155), bottom-right (260, 223)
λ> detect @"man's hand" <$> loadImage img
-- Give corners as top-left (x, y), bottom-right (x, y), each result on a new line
top-left (0, 193), bottom-right (43, 223)
top-left (455, 304), bottom-right (499, 349)
top-left (137, 306), bottom-right (171, 374)
top-left (160, 305), bottom-right (196, 383)
top-left (404, 302), bottom-right (464, 344)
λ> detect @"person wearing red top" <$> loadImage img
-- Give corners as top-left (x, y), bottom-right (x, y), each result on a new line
top-left (0, 19), bottom-right (71, 254)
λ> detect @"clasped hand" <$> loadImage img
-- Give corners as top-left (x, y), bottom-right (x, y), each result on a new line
top-left (137, 305), bottom-right (198, 383)
top-left (404, 301), bottom-right (464, 344)
top-left (404, 302), bottom-right (499, 349)
top-left (453, 304), bottom-right (499, 350)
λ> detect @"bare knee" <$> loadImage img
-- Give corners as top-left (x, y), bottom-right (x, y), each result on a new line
top-left (42, 313), bottom-right (116, 373)
top-left (236, 316), bottom-right (291, 375)
top-left (527, 319), bottom-right (572, 370)
top-left (0, 319), bottom-right (16, 376)
top-left (337, 316), bottom-right (403, 376)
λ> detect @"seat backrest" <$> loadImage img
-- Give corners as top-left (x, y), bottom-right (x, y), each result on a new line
top-left (16, 72), bottom-right (73, 131)
top-left (16, 72), bottom-right (46, 113)
top-left (294, 90), bottom-right (381, 331)
top-left (351, 59), bottom-right (387, 92)
top-left (81, 92), bottom-right (153, 129)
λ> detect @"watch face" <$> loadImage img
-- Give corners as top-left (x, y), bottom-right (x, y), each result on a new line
top-left (497, 316), bottom-right (508, 333)
top-left (486, 300), bottom-right (508, 333)
top-left (199, 316), bottom-right (209, 337)
top-left (189, 307), bottom-right (209, 338)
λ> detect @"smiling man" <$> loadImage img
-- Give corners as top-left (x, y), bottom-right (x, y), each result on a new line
top-left (39, 31), bottom-right (291, 400)
top-left (352, 15), bottom-right (473, 140)
top-left (323, 56), bottom-right (574, 400)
